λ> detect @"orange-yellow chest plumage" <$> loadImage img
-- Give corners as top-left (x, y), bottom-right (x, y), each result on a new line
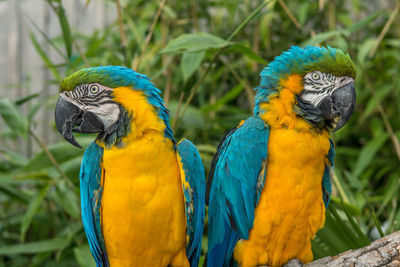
top-left (234, 75), bottom-right (331, 267)
top-left (99, 87), bottom-right (189, 267)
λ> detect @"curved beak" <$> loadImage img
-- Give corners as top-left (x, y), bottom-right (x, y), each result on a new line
top-left (331, 82), bottom-right (356, 131)
top-left (54, 96), bottom-right (104, 148)
top-left (317, 82), bottom-right (356, 132)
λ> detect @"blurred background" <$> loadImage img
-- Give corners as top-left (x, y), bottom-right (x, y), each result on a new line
top-left (0, 0), bottom-right (399, 266)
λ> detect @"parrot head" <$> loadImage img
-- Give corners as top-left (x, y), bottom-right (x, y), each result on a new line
top-left (54, 66), bottom-right (174, 148)
top-left (255, 46), bottom-right (356, 132)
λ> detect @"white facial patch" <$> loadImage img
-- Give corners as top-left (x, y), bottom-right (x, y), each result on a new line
top-left (87, 103), bottom-right (120, 129)
top-left (301, 71), bottom-right (353, 106)
top-left (61, 84), bottom-right (120, 131)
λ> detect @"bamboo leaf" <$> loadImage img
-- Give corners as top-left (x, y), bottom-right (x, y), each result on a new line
top-left (181, 51), bottom-right (205, 81)
top-left (51, 182), bottom-right (80, 219)
top-left (201, 84), bottom-right (244, 113)
top-left (351, 133), bottom-right (389, 179)
top-left (20, 185), bottom-right (50, 242)
top-left (15, 93), bottom-right (39, 106)
top-left (231, 44), bottom-right (268, 64)
top-left (0, 99), bottom-right (28, 139)
top-left (57, 4), bottom-right (73, 58)
top-left (73, 245), bottom-right (96, 267)
top-left (0, 149), bottom-right (29, 167)
top-left (160, 32), bottom-right (233, 54)
top-left (30, 32), bottom-right (61, 81)
top-left (0, 184), bottom-right (29, 203)
top-left (0, 238), bottom-right (69, 255)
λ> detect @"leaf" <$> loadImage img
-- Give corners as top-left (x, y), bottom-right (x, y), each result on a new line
top-left (201, 84), bottom-right (244, 113)
top-left (301, 30), bottom-right (345, 46)
top-left (51, 182), bottom-right (80, 218)
top-left (28, 102), bottom-right (43, 122)
top-left (56, 4), bottom-right (73, 58)
top-left (31, 251), bottom-right (52, 266)
top-left (20, 185), bottom-right (50, 242)
top-left (360, 84), bottom-right (392, 122)
top-left (181, 51), bottom-right (205, 81)
top-left (30, 32), bottom-right (61, 81)
top-left (357, 38), bottom-right (376, 65)
top-left (351, 133), bottom-right (389, 179)
top-left (15, 93), bottom-right (39, 106)
top-left (297, 2), bottom-right (311, 26)
top-left (73, 245), bottom-right (96, 267)
top-left (169, 101), bottom-right (204, 130)
top-left (0, 99), bottom-right (28, 139)
top-left (231, 44), bottom-right (268, 64)
top-left (0, 149), bottom-right (29, 167)
top-left (0, 237), bottom-right (69, 255)
top-left (24, 142), bottom-right (86, 172)
top-left (0, 184), bottom-right (29, 203)
top-left (160, 32), bottom-right (233, 54)
top-left (346, 10), bottom-right (384, 33)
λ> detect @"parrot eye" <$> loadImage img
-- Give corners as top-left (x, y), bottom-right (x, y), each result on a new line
top-left (89, 85), bottom-right (100, 94)
top-left (311, 72), bottom-right (321, 80)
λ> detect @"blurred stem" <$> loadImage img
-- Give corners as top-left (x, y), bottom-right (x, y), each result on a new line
top-left (277, 0), bottom-right (301, 29)
top-left (332, 170), bottom-right (351, 204)
top-left (164, 63), bottom-right (173, 105)
top-left (74, 41), bottom-right (90, 67)
top-left (115, 0), bottom-right (128, 66)
top-left (387, 197), bottom-right (398, 234)
top-left (162, 15), bottom-right (172, 105)
top-left (28, 129), bottom-right (73, 187)
top-left (251, 21), bottom-right (260, 72)
top-left (132, 0), bottom-right (167, 70)
top-left (227, 0), bottom-right (272, 42)
top-left (328, 1), bottom-right (335, 30)
top-left (28, 17), bottom-right (67, 60)
top-left (171, 92), bottom-right (184, 131)
top-left (371, 207), bottom-right (385, 238)
top-left (190, 0), bottom-right (199, 32)
top-left (175, 0), bottom-right (272, 128)
top-left (369, 2), bottom-right (400, 58)
top-left (318, 0), bottom-right (324, 11)
top-left (220, 56), bottom-right (254, 107)
top-left (365, 75), bottom-right (400, 162)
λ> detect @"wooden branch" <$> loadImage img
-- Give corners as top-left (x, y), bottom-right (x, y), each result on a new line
top-left (307, 230), bottom-right (400, 266)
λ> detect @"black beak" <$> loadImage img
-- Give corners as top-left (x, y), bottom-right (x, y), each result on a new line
top-left (317, 82), bottom-right (356, 132)
top-left (55, 96), bottom-right (104, 148)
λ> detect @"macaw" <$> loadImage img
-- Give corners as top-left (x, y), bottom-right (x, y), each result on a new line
top-left (206, 46), bottom-right (356, 267)
top-left (54, 66), bottom-right (205, 267)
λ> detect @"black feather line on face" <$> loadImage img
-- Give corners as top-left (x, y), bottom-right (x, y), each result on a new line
top-left (294, 96), bottom-right (324, 128)
top-left (95, 105), bottom-right (131, 148)
top-left (294, 95), bottom-right (337, 130)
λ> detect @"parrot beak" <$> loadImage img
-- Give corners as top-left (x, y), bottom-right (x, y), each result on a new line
top-left (55, 96), bottom-right (104, 148)
top-left (331, 82), bottom-right (356, 132)
top-left (317, 80), bottom-right (356, 132)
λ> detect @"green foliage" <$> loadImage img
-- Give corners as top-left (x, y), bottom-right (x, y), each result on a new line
top-left (1, 0), bottom-right (400, 265)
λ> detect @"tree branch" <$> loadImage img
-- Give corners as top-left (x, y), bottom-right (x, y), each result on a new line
top-left (307, 230), bottom-right (400, 266)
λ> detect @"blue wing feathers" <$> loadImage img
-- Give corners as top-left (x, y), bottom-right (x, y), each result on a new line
top-left (322, 139), bottom-right (335, 207)
top-left (207, 116), bottom-right (269, 267)
top-left (177, 139), bottom-right (206, 267)
top-left (80, 142), bottom-right (109, 267)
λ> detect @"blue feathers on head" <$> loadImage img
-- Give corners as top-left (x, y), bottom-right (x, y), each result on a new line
top-left (253, 46), bottom-right (356, 115)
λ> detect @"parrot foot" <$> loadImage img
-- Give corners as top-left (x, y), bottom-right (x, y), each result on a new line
top-left (282, 259), bottom-right (303, 267)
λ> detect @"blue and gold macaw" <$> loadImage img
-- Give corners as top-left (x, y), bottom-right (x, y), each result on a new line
top-left (54, 66), bottom-right (205, 267)
top-left (206, 46), bottom-right (356, 267)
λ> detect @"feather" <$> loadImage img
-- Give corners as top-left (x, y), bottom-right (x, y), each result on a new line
top-left (177, 139), bottom-right (206, 267)
top-left (207, 116), bottom-right (269, 266)
top-left (80, 142), bottom-right (109, 267)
